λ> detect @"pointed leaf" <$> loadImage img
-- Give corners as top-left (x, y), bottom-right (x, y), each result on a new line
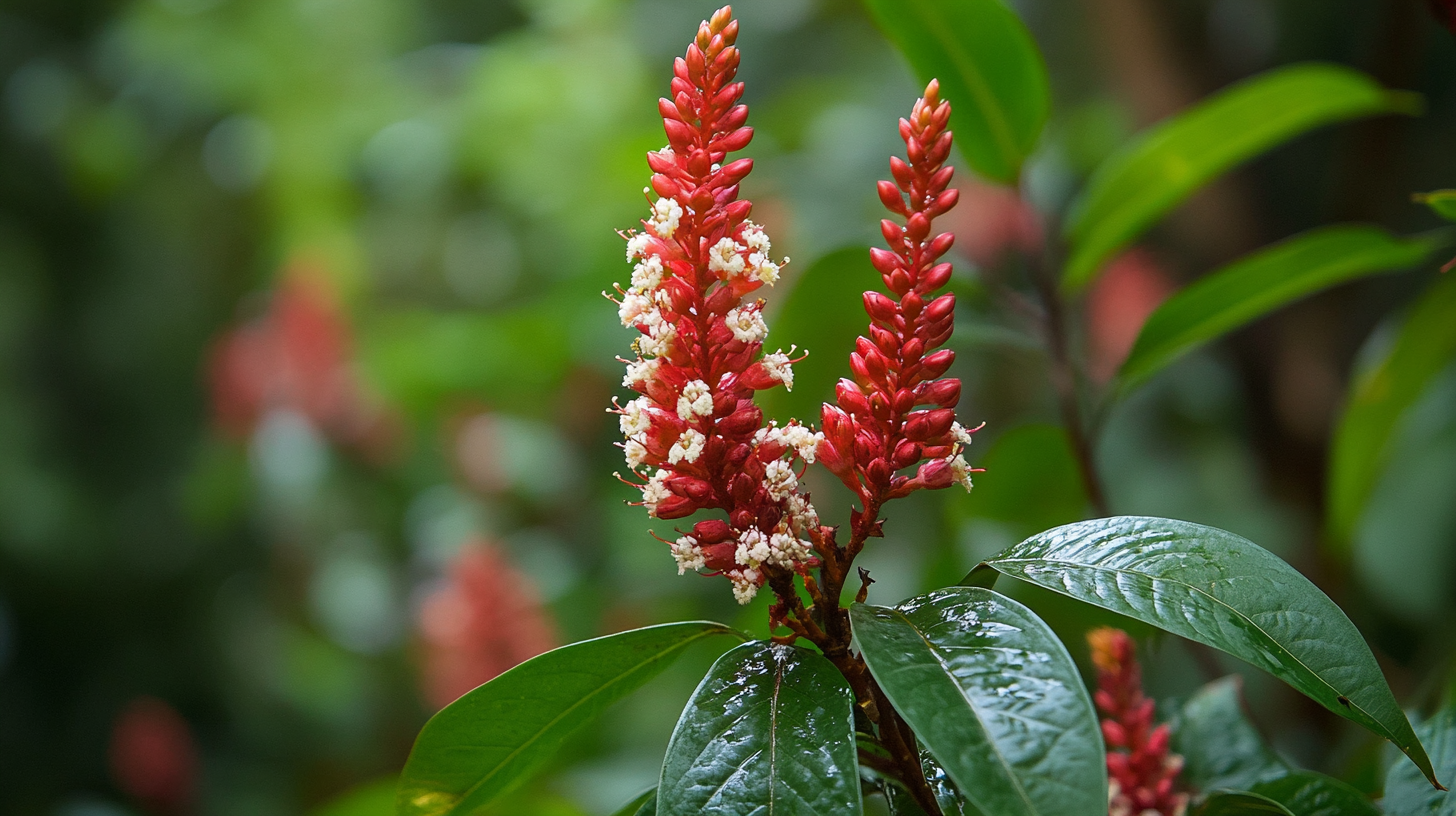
top-left (1172, 676), bottom-right (1290, 792)
top-left (861, 0), bottom-right (1050, 184)
top-left (1415, 191), bottom-right (1456, 222)
top-left (850, 587), bottom-right (1106, 816)
top-left (1120, 225), bottom-right (1437, 389)
top-left (1385, 704), bottom-right (1456, 816)
top-left (1065, 64), bottom-right (1420, 290)
top-left (1250, 771), bottom-right (1379, 816)
top-left (657, 641), bottom-right (862, 816)
top-left (1195, 791), bottom-right (1296, 816)
top-left (1329, 272), bottom-right (1456, 546)
top-left (979, 516), bottom-right (1437, 787)
top-left (397, 622), bottom-right (740, 816)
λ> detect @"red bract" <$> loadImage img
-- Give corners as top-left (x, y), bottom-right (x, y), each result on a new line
top-left (819, 80), bottom-right (980, 508)
top-left (1088, 627), bottom-right (1189, 816)
top-left (109, 697), bottom-right (198, 816)
top-left (611, 5), bottom-right (820, 604)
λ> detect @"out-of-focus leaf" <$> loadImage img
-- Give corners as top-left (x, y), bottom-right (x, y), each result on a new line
top-left (1329, 273), bottom-right (1456, 546)
top-left (1065, 64), bottom-right (1420, 290)
top-left (958, 424), bottom-right (1088, 537)
top-left (607, 790), bottom-right (655, 816)
top-left (1250, 771), bottom-right (1379, 816)
top-left (1172, 676), bottom-right (1290, 792)
top-left (397, 622), bottom-right (740, 816)
top-left (1415, 191), bottom-right (1456, 221)
top-left (1385, 703), bottom-right (1456, 815)
top-left (1119, 226), bottom-right (1437, 389)
top-left (656, 642), bottom-right (862, 816)
top-left (970, 516), bottom-right (1437, 786)
top-left (860, 0), bottom-right (1050, 185)
top-left (763, 247), bottom-right (876, 424)
top-left (851, 587), bottom-right (1106, 816)
top-left (311, 777), bottom-right (395, 816)
top-left (1194, 791), bottom-right (1296, 816)
top-left (884, 753), bottom-right (981, 816)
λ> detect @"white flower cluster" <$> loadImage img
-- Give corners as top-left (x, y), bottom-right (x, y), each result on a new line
top-left (946, 422), bottom-right (978, 492)
top-left (707, 222), bottom-right (786, 286)
top-left (755, 420), bottom-right (824, 463)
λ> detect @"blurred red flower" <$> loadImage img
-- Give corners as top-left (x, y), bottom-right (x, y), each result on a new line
top-left (942, 179), bottom-right (1043, 270)
top-left (1086, 248), bottom-right (1173, 383)
top-left (109, 697), bottom-right (198, 816)
top-left (1088, 627), bottom-right (1188, 816)
top-left (417, 540), bottom-right (557, 709)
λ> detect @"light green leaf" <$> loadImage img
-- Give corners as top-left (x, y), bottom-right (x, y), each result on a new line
top-left (1065, 64), bottom-right (1420, 290)
top-left (608, 790), bottom-right (655, 816)
top-left (861, 0), bottom-right (1050, 185)
top-left (1250, 771), bottom-right (1379, 816)
top-left (1415, 191), bottom-right (1456, 222)
top-left (1119, 225), bottom-right (1437, 389)
top-left (656, 641), bottom-right (862, 816)
top-left (1328, 273), bottom-right (1456, 545)
top-left (1195, 791), bottom-right (1296, 816)
top-left (972, 516), bottom-right (1438, 787)
top-left (312, 777), bottom-right (396, 816)
top-left (397, 622), bottom-right (740, 816)
top-left (1172, 676), bottom-right (1290, 792)
top-left (850, 587), bottom-right (1106, 816)
top-left (1385, 704), bottom-right (1456, 815)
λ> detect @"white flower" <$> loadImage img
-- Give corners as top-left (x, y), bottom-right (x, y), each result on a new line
top-left (779, 423), bottom-right (824, 463)
top-left (670, 536), bottom-right (705, 575)
top-left (707, 238), bottom-right (746, 277)
top-left (623, 437), bottom-right (648, 470)
top-left (786, 494), bottom-right (819, 536)
top-left (619, 397), bottom-right (652, 436)
top-left (622, 357), bottom-right (659, 388)
top-left (641, 470), bottom-right (672, 514)
top-left (637, 320), bottom-right (677, 358)
top-left (763, 459), bottom-right (797, 501)
top-left (626, 232), bottom-right (651, 262)
top-left (724, 306), bottom-right (768, 344)
top-left (760, 351), bottom-right (794, 391)
top-left (631, 255), bottom-right (665, 291)
top-left (735, 528), bottom-right (772, 569)
top-left (647, 197), bottom-right (683, 239)
top-left (949, 454), bottom-right (974, 493)
top-left (768, 532), bottom-right (810, 566)
top-left (618, 291), bottom-right (653, 327)
top-left (740, 222), bottom-right (770, 254)
top-left (667, 429), bottom-right (706, 464)
top-left (676, 379), bottom-right (714, 420)
top-left (951, 422), bottom-right (976, 447)
top-left (748, 253), bottom-right (780, 285)
top-left (729, 570), bottom-right (760, 604)
top-left (658, 145), bottom-right (675, 159)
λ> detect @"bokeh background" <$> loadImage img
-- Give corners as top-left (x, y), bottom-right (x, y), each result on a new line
top-left (1, 0), bottom-right (1454, 814)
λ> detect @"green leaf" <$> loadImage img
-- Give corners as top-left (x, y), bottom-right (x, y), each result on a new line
top-left (608, 790), bottom-right (655, 816)
top-left (1250, 771), bottom-right (1379, 816)
top-left (850, 587), bottom-right (1106, 816)
top-left (312, 777), bottom-right (396, 816)
top-left (397, 622), bottom-right (740, 816)
top-left (978, 516), bottom-right (1438, 787)
top-left (1119, 225), bottom-right (1437, 389)
top-left (1195, 791), bottom-right (1296, 816)
top-left (958, 424), bottom-right (1089, 538)
top-left (1385, 704), bottom-right (1456, 815)
top-left (1328, 273), bottom-right (1456, 546)
top-left (1172, 676), bottom-right (1290, 792)
top-left (1415, 191), bottom-right (1456, 222)
top-left (861, 0), bottom-right (1050, 185)
top-left (1065, 64), bottom-right (1420, 290)
top-left (657, 641), bottom-right (863, 816)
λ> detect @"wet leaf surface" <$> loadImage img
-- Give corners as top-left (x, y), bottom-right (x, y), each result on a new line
top-left (1194, 791), bottom-right (1296, 816)
top-left (1250, 770), bottom-right (1379, 816)
top-left (1386, 703), bottom-right (1456, 815)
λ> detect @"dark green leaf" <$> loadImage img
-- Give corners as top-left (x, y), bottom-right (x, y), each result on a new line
top-left (1172, 676), bottom-right (1289, 792)
top-left (1195, 791), bottom-right (1296, 816)
top-left (978, 516), bottom-right (1438, 787)
top-left (1250, 771), bottom-right (1379, 816)
top-left (1385, 704), bottom-right (1456, 815)
top-left (1065, 64), bottom-right (1420, 290)
top-left (850, 587), bottom-right (1106, 816)
top-left (1119, 226), bottom-right (1436, 389)
top-left (397, 622), bottom-right (740, 816)
top-left (884, 754), bottom-right (982, 816)
top-left (1328, 273), bottom-right (1456, 546)
top-left (608, 790), bottom-right (655, 816)
top-left (657, 641), bottom-right (862, 816)
top-left (957, 424), bottom-right (1089, 539)
top-left (1415, 191), bottom-right (1456, 222)
top-left (861, 0), bottom-right (1050, 185)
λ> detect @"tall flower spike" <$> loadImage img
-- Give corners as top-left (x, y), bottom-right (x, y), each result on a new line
top-left (610, 5), bottom-right (818, 605)
top-left (819, 80), bottom-right (980, 507)
top-left (1088, 627), bottom-right (1189, 816)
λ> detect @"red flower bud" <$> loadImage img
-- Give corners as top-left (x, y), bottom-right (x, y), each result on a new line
top-left (877, 180), bottom-right (907, 215)
top-left (863, 291), bottom-right (899, 324)
top-left (655, 496), bottom-right (697, 519)
top-left (891, 439), bottom-right (922, 468)
top-left (919, 378), bottom-right (960, 408)
top-left (693, 519), bottom-right (734, 543)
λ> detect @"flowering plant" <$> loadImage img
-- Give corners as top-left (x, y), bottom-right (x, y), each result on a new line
top-left (391, 7), bottom-right (1451, 816)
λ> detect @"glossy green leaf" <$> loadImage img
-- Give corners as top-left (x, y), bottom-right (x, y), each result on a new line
top-left (884, 754), bottom-right (981, 816)
top-left (398, 622), bottom-right (740, 816)
top-left (1172, 676), bottom-right (1289, 792)
top-left (1328, 273), bottom-right (1456, 545)
top-left (861, 0), bottom-right (1050, 184)
top-left (1250, 771), bottom-right (1379, 816)
top-left (850, 587), bottom-right (1106, 816)
top-left (1065, 64), bottom-right (1420, 289)
top-left (657, 641), bottom-right (862, 816)
top-left (1385, 704), bottom-right (1456, 815)
top-left (608, 790), bottom-right (656, 816)
top-left (1119, 225), bottom-right (1436, 389)
top-left (1415, 191), bottom-right (1456, 222)
top-left (971, 516), bottom-right (1438, 787)
top-left (1195, 791), bottom-right (1296, 816)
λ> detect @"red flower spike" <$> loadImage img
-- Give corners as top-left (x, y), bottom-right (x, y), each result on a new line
top-left (827, 79), bottom-right (981, 505)
top-left (611, 6), bottom-right (821, 605)
top-left (109, 697), bottom-right (198, 816)
top-left (1087, 627), bottom-right (1189, 816)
